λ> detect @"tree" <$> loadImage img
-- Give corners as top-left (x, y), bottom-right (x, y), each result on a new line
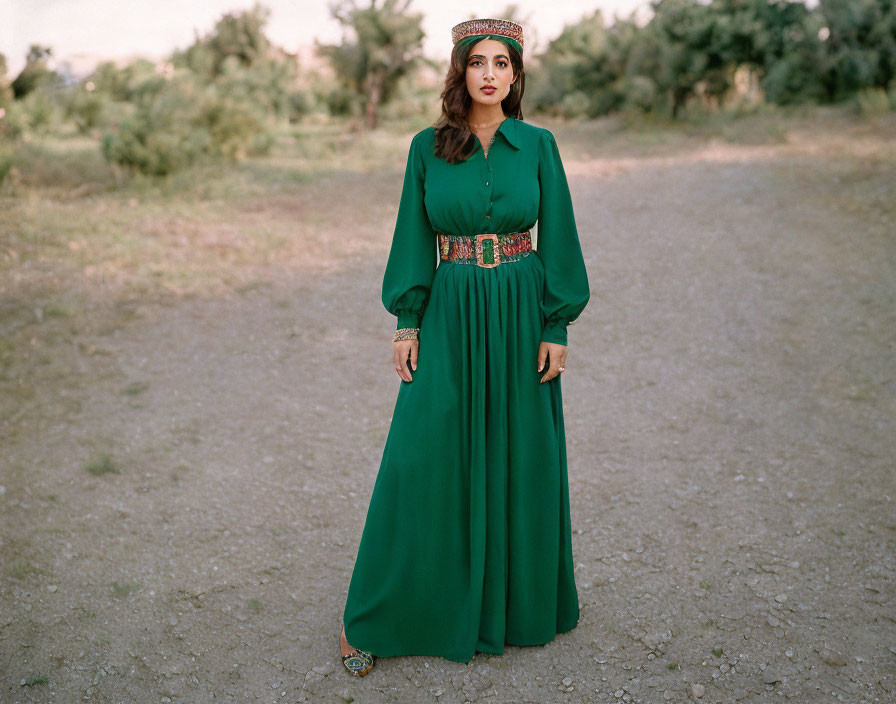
top-left (318, 0), bottom-right (426, 129)
top-left (11, 45), bottom-right (60, 98)
top-left (175, 2), bottom-right (274, 78)
top-left (818, 0), bottom-right (896, 100)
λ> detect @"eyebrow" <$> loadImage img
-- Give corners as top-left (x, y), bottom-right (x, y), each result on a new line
top-left (468, 53), bottom-right (509, 61)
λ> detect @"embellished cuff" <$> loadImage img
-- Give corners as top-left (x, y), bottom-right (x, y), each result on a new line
top-left (541, 317), bottom-right (569, 346)
top-left (393, 327), bottom-right (419, 342)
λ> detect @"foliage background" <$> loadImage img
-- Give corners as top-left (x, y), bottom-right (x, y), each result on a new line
top-left (1, 0), bottom-right (894, 178)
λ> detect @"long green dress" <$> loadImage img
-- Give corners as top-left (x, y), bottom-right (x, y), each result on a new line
top-left (343, 116), bottom-right (590, 663)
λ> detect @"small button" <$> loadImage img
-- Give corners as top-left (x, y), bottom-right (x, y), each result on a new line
top-left (485, 181), bottom-right (489, 186)
top-left (485, 215), bottom-right (491, 220)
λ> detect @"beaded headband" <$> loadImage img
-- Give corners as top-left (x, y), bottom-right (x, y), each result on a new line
top-left (451, 18), bottom-right (524, 55)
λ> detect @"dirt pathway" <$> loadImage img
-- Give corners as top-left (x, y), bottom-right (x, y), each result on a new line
top-left (2, 117), bottom-right (895, 703)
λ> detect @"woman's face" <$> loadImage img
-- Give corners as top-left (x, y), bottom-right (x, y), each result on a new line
top-left (464, 38), bottom-right (516, 110)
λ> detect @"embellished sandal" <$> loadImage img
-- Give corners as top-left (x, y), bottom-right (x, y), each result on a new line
top-left (340, 624), bottom-right (375, 677)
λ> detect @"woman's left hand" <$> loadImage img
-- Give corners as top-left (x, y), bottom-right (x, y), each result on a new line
top-left (537, 341), bottom-right (568, 383)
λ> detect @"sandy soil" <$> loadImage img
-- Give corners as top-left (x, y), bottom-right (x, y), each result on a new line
top-left (2, 112), bottom-right (895, 703)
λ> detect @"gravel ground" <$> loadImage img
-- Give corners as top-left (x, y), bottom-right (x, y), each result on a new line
top-left (2, 115), bottom-right (895, 703)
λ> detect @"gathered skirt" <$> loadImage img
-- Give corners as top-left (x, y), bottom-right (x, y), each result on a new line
top-left (342, 251), bottom-right (580, 663)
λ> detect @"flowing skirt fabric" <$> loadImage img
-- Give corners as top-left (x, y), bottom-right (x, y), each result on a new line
top-left (342, 252), bottom-right (579, 663)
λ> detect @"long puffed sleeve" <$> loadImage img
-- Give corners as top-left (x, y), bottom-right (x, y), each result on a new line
top-left (381, 132), bottom-right (437, 330)
top-left (536, 129), bottom-right (591, 346)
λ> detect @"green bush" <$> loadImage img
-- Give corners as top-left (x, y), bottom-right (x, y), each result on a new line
top-left (0, 143), bottom-right (12, 186)
top-left (100, 71), bottom-right (273, 175)
top-left (854, 86), bottom-right (893, 116)
top-left (624, 75), bottom-right (659, 112)
top-left (65, 87), bottom-right (106, 133)
top-left (560, 91), bottom-right (591, 119)
top-left (0, 101), bottom-right (27, 139)
top-left (15, 89), bottom-right (62, 135)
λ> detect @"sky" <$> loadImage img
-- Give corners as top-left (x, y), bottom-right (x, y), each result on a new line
top-left (1, 0), bottom-right (652, 76)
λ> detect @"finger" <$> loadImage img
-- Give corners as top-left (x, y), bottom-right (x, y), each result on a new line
top-left (541, 356), bottom-right (562, 383)
top-left (537, 344), bottom-right (548, 373)
top-left (399, 344), bottom-right (413, 382)
top-left (393, 345), bottom-right (411, 382)
top-left (410, 341), bottom-right (418, 370)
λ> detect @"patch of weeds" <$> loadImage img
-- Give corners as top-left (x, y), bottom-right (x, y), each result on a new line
top-left (846, 385), bottom-right (872, 402)
top-left (43, 303), bottom-right (73, 318)
top-left (699, 580), bottom-right (711, 590)
top-left (111, 580), bottom-right (139, 598)
top-left (666, 662), bottom-right (679, 670)
top-left (339, 696), bottom-right (355, 704)
top-left (170, 463), bottom-right (191, 481)
top-left (84, 452), bottom-right (119, 476)
top-left (21, 672), bottom-right (49, 686)
top-left (9, 556), bottom-right (44, 579)
top-left (95, 633), bottom-right (110, 647)
top-left (702, 619), bottom-right (715, 628)
top-left (712, 647), bottom-right (724, 657)
top-left (76, 604), bottom-right (96, 619)
top-left (248, 598), bottom-right (262, 611)
top-left (235, 280), bottom-right (267, 294)
top-left (121, 381), bottom-right (149, 396)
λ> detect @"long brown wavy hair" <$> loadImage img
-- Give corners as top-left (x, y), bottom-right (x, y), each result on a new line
top-left (434, 38), bottom-right (525, 164)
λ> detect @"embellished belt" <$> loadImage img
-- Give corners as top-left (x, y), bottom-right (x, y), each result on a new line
top-left (438, 231), bottom-right (531, 268)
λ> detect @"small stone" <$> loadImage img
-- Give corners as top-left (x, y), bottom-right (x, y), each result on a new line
top-left (785, 649), bottom-right (793, 658)
top-left (818, 649), bottom-right (847, 666)
top-left (762, 669), bottom-right (781, 684)
top-left (615, 689), bottom-right (624, 698)
top-left (691, 683), bottom-right (705, 698)
top-left (562, 677), bottom-right (573, 686)
top-left (719, 663), bottom-right (729, 673)
top-left (774, 594), bottom-right (787, 603)
top-left (767, 616), bottom-right (781, 627)
top-left (47, 584), bottom-right (58, 592)
top-left (664, 690), bottom-right (674, 700)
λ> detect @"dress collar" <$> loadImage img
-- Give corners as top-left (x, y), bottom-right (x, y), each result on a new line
top-left (496, 116), bottom-right (521, 150)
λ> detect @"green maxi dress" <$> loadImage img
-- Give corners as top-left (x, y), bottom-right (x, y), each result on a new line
top-left (343, 116), bottom-right (590, 663)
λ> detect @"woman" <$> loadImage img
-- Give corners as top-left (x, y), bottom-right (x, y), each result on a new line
top-left (339, 17), bottom-right (590, 675)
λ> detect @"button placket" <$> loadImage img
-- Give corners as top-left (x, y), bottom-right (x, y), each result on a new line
top-left (483, 151), bottom-right (494, 223)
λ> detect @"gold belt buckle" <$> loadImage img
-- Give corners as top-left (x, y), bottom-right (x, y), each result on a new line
top-left (475, 233), bottom-right (501, 268)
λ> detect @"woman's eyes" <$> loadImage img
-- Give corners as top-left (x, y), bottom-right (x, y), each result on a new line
top-left (469, 60), bottom-right (508, 68)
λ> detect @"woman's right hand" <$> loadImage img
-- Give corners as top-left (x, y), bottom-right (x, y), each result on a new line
top-left (393, 339), bottom-right (418, 382)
